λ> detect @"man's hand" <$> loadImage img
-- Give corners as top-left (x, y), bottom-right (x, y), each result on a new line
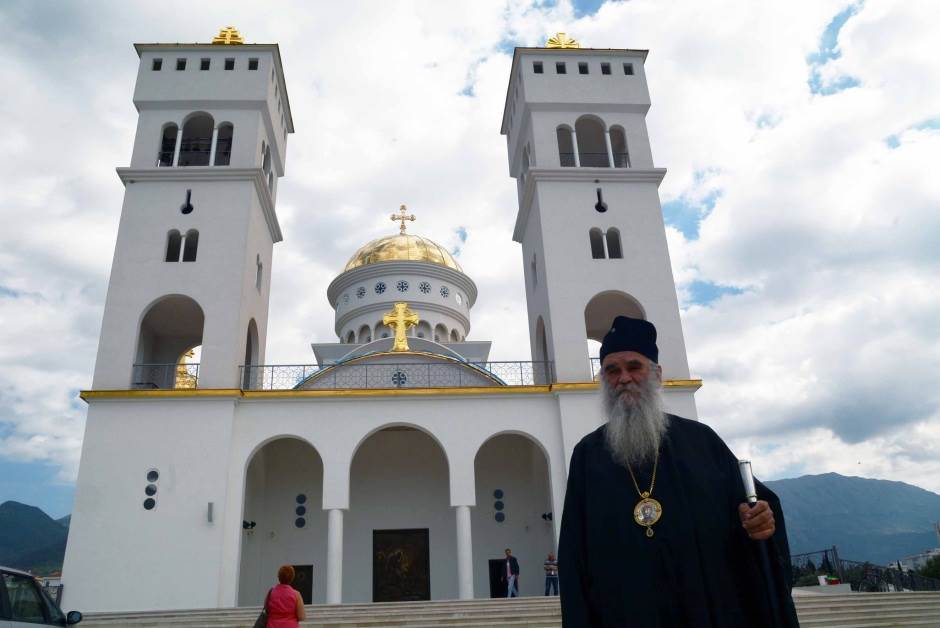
top-left (738, 500), bottom-right (775, 540)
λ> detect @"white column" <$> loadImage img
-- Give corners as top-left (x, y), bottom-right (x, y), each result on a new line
top-left (172, 128), bottom-right (183, 166)
top-left (208, 126), bottom-right (220, 166)
top-left (570, 129), bottom-right (581, 167)
top-left (455, 505), bottom-right (474, 600)
top-left (326, 508), bottom-right (344, 604)
top-left (604, 130), bottom-right (614, 167)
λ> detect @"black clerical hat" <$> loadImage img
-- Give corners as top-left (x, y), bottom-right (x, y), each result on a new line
top-left (599, 316), bottom-right (659, 364)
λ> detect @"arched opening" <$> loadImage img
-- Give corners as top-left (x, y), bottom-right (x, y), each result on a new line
top-left (606, 228), bottom-right (623, 259)
top-left (556, 125), bottom-right (575, 167)
top-left (434, 324), bottom-right (448, 343)
top-left (358, 325), bottom-right (372, 344)
top-left (238, 437), bottom-right (325, 606)
top-left (575, 116), bottom-right (608, 167)
top-left (450, 329), bottom-right (460, 342)
top-left (133, 295), bottom-right (204, 389)
top-left (415, 320), bottom-right (432, 340)
top-left (242, 319), bottom-right (259, 389)
top-left (178, 113), bottom-right (214, 166)
top-left (165, 230), bottom-right (182, 262)
top-left (534, 316), bottom-right (551, 383)
top-left (182, 229), bottom-right (199, 262)
top-left (262, 145), bottom-right (272, 175)
top-left (346, 330), bottom-right (356, 344)
top-left (376, 322), bottom-right (390, 339)
top-left (158, 123), bottom-right (178, 167)
top-left (346, 426), bottom-right (454, 602)
top-left (610, 126), bottom-right (630, 167)
top-left (471, 433), bottom-right (553, 598)
top-left (214, 123), bottom-right (234, 166)
top-left (589, 228), bottom-right (606, 259)
top-left (584, 290), bottom-right (646, 343)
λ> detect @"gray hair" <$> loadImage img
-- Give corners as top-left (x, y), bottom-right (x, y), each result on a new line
top-left (601, 370), bottom-right (668, 468)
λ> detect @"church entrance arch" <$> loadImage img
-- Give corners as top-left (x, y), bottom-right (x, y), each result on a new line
top-left (133, 294), bottom-right (204, 389)
top-left (346, 426), bottom-right (454, 602)
top-left (238, 437), bottom-right (325, 606)
top-left (471, 433), bottom-right (553, 598)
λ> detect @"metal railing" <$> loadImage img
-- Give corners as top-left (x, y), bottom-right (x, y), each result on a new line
top-left (791, 547), bottom-right (940, 592)
top-left (240, 361), bottom-right (554, 390)
top-left (579, 151), bottom-right (611, 167)
top-left (557, 152), bottom-right (631, 168)
top-left (131, 363), bottom-right (200, 390)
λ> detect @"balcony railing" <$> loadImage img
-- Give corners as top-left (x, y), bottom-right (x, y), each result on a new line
top-left (791, 547), bottom-right (940, 592)
top-left (558, 152), bottom-right (631, 168)
top-left (131, 363), bottom-right (200, 390)
top-left (240, 361), bottom-right (555, 390)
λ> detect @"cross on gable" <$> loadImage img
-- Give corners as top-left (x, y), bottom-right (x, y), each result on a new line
top-left (390, 204), bottom-right (416, 235)
top-left (382, 302), bottom-right (420, 352)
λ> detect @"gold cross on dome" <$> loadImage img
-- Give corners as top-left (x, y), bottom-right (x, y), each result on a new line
top-left (546, 32), bottom-right (581, 49)
top-left (212, 27), bottom-right (245, 45)
top-left (390, 204), bottom-right (416, 235)
top-left (382, 302), bottom-right (420, 352)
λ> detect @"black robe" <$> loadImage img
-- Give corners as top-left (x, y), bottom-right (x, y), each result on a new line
top-left (559, 415), bottom-right (800, 627)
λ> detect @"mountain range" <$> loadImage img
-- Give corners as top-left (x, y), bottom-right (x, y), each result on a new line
top-left (1, 472), bottom-right (938, 573)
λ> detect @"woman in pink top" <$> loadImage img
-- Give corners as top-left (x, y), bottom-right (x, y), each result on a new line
top-left (265, 565), bottom-right (306, 627)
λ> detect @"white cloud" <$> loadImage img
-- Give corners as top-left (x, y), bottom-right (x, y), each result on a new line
top-left (0, 0), bottom-right (938, 499)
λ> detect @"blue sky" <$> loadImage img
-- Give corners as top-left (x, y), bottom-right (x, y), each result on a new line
top-left (1, 0), bottom-right (939, 519)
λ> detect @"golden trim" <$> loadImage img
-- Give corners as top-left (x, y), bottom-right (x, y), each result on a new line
top-left (80, 379), bottom-right (700, 401)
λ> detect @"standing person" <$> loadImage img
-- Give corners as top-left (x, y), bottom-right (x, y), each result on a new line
top-left (559, 316), bottom-right (800, 627)
top-left (503, 548), bottom-right (521, 597)
top-left (264, 565), bottom-right (306, 628)
top-left (544, 552), bottom-right (559, 596)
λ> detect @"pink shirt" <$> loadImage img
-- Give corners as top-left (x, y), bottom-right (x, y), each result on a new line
top-left (265, 583), bottom-right (301, 628)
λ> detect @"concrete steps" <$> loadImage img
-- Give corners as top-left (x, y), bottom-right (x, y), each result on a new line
top-left (79, 591), bottom-right (940, 628)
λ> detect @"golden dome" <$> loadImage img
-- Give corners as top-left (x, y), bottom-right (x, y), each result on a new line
top-left (343, 234), bottom-right (463, 273)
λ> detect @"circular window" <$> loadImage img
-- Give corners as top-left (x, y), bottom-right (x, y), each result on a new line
top-left (295, 517), bottom-right (306, 528)
top-left (143, 498), bottom-right (156, 510)
top-left (494, 500), bottom-right (505, 511)
top-left (495, 512), bottom-right (505, 523)
top-left (147, 470), bottom-right (159, 483)
top-left (419, 281), bottom-right (431, 294)
top-left (375, 282), bottom-right (386, 294)
top-left (440, 286), bottom-right (449, 298)
top-left (296, 494), bottom-right (307, 504)
top-left (493, 489), bottom-right (504, 499)
top-left (456, 293), bottom-right (462, 305)
top-left (397, 280), bottom-right (409, 292)
top-left (145, 484), bottom-right (157, 496)
top-left (357, 286), bottom-right (366, 298)
top-left (295, 505), bottom-right (306, 516)
top-left (392, 371), bottom-right (407, 387)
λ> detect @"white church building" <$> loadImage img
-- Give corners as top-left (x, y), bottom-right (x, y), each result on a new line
top-left (62, 29), bottom-right (700, 612)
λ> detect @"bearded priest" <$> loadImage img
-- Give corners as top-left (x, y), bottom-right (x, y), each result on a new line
top-left (558, 316), bottom-right (800, 627)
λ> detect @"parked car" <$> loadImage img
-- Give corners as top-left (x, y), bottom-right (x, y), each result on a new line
top-left (0, 566), bottom-right (82, 626)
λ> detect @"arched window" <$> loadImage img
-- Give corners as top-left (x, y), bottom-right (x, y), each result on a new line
top-left (521, 144), bottom-right (530, 182)
top-left (416, 320), bottom-right (432, 340)
top-left (267, 171), bottom-right (274, 192)
top-left (214, 123), bottom-right (234, 166)
top-left (178, 113), bottom-right (214, 166)
top-left (242, 319), bottom-right (259, 389)
top-left (358, 325), bottom-right (372, 343)
top-left (450, 329), bottom-right (460, 342)
top-left (606, 228), bottom-right (623, 258)
top-left (158, 124), bottom-right (178, 167)
top-left (589, 228), bottom-right (606, 259)
top-left (346, 330), bottom-right (355, 344)
top-left (133, 295), bottom-right (204, 389)
top-left (434, 323), bottom-right (448, 343)
top-left (262, 145), bottom-right (271, 174)
top-left (610, 126), bottom-right (630, 168)
top-left (165, 230), bottom-right (182, 262)
top-left (575, 116), bottom-right (609, 167)
top-left (182, 229), bottom-right (199, 262)
top-left (556, 126), bottom-right (575, 167)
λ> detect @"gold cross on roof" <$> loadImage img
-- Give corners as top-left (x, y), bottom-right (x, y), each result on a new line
top-left (382, 302), bottom-right (420, 352)
top-left (212, 27), bottom-right (245, 45)
top-left (390, 204), bottom-right (416, 235)
top-left (546, 32), bottom-right (580, 48)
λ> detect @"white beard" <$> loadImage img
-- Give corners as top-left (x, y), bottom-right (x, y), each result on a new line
top-left (602, 375), bottom-right (668, 468)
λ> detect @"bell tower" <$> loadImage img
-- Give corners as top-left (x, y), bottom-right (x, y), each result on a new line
top-left (92, 28), bottom-right (293, 389)
top-left (502, 35), bottom-right (697, 415)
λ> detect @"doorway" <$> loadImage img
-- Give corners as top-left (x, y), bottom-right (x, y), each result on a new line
top-left (373, 528), bottom-right (430, 602)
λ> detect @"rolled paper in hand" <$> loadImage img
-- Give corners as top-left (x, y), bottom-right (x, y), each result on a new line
top-left (739, 460), bottom-right (758, 505)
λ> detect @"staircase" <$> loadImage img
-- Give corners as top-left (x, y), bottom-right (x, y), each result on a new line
top-left (79, 591), bottom-right (940, 628)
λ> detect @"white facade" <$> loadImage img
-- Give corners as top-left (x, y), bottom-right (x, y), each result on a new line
top-left (62, 38), bottom-right (699, 613)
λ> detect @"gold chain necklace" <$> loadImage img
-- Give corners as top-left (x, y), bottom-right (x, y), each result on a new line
top-left (626, 451), bottom-right (662, 537)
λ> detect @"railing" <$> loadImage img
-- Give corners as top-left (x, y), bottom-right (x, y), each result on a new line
top-left (613, 152), bottom-right (631, 168)
top-left (177, 137), bottom-right (213, 167)
top-left (560, 152), bottom-right (576, 167)
top-left (791, 547), bottom-right (940, 592)
top-left (240, 361), bottom-right (554, 390)
top-left (557, 152), bottom-right (631, 168)
top-left (131, 363), bottom-right (200, 390)
top-left (590, 357), bottom-right (601, 380)
top-left (579, 152), bottom-right (611, 167)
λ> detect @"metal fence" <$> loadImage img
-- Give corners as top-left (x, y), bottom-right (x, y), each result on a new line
top-left (240, 361), bottom-right (554, 390)
top-left (131, 363), bottom-right (200, 390)
top-left (790, 547), bottom-right (940, 592)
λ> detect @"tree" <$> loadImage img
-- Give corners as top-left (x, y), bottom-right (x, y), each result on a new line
top-left (920, 555), bottom-right (940, 580)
